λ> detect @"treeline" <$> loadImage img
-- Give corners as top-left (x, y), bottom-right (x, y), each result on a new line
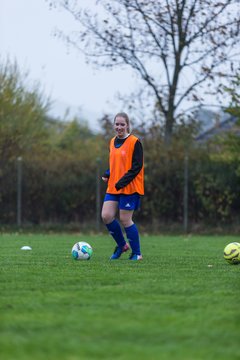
top-left (1, 61), bottom-right (240, 230)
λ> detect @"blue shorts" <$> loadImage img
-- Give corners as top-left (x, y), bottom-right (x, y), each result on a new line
top-left (104, 193), bottom-right (141, 210)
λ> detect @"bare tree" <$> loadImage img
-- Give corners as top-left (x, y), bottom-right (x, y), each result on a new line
top-left (49, 0), bottom-right (240, 143)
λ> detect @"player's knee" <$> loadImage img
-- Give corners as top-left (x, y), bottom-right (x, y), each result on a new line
top-left (101, 211), bottom-right (114, 224)
top-left (119, 215), bottom-right (132, 228)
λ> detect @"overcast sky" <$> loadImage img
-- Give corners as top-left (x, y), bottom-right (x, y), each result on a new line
top-left (0, 0), bottom-right (138, 128)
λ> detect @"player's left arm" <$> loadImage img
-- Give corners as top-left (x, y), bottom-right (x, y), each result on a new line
top-left (115, 140), bottom-right (143, 190)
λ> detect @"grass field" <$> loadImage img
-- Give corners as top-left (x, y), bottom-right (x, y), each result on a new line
top-left (0, 233), bottom-right (239, 360)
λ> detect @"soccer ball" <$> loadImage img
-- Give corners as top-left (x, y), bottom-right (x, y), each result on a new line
top-left (223, 242), bottom-right (240, 265)
top-left (72, 241), bottom-right (93, 260)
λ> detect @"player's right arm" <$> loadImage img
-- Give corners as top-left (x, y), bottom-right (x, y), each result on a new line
top-left (102, 169), bottom-right (110, 182)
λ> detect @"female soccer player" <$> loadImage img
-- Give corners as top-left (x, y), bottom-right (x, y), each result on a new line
top-left (101, 112), bottom-right (144, 260)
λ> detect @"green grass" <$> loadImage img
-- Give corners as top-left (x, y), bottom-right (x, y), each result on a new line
top-left (0, 233), bottom-right (239, 360)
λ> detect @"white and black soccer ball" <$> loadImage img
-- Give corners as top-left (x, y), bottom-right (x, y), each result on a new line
top-left (71, 241), bottom-right (93, 260)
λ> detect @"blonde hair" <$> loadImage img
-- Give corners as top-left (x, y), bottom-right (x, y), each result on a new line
top-left (114, 112), bottom-right (130, 133)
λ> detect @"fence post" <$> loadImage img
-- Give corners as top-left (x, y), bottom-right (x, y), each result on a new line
top-left (17, 156), bottom-right (23, 227)
top-left (96, 157), bottom-right (101, 232)
top-left (183, 148), bottom-right (189, 233)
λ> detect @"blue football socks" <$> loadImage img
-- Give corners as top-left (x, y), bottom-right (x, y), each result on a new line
top-left (124, 223), bottom-right (141, 255)
top-left (106, 219), bottom-right (126, 247)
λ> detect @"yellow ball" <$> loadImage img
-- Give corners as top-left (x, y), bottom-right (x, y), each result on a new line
top-left (223, 242), bottom-right (240, 265)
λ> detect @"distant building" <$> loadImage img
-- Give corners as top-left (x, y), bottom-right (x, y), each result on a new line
top-left (195, 110), bottom-right (239, 142)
